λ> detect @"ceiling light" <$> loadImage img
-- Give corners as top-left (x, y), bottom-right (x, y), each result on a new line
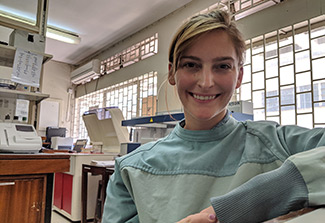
top-left (0, 10), bottom-right (80, 44)
top-left (46, 27), bottom-right (80, 44)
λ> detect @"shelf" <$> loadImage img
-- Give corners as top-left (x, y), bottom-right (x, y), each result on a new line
top-left (0, 44), bottom-right (52, 67)
top-left (122, 113), bottom-right (184, 127)
top-left (122, 112), bottom-right (254, 127)
top-left (0, 88), bottom-right (49, 102)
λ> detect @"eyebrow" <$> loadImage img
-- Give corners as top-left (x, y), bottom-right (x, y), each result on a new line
top-left (180, 55), bottom-right (235, 63)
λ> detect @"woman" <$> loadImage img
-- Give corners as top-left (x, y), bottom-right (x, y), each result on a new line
top-left (102, 9), bottom-right (325, 223)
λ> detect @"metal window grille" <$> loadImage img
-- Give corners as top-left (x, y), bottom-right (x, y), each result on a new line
top-left (101, 33), bottom-right (158, 74)
top-left (236, 15), bottom-right (325, 128)
top-left (72, 71), bottom-right (157, 139)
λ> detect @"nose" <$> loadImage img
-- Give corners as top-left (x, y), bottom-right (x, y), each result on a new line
top-left (198, 67), bottom-right (214, 89)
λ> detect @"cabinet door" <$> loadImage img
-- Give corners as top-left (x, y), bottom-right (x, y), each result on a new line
top-left (53, 173), bottom-right (63, 209)
top-left (0, 175), bottom-right (46, 223)
top-left (62, 173), bottom-right (73, 214)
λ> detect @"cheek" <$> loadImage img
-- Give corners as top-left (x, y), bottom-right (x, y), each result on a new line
top-left (175, 73), bottom-right (193, 90)
top-left (217, 76), bottom-right (238, 92)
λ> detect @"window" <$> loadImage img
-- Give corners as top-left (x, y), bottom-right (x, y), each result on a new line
top-left (236, 15), bottom-right (325, 128)
top-left (101, 33), bottom-right (158, 74)
top-left (72, 71), bottom-right (157, 139)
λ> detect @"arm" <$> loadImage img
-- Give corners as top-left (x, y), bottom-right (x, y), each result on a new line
top-left (101, 162), bottom-right (139, 223)
top-left (210, 146), bottom-right (325, 223)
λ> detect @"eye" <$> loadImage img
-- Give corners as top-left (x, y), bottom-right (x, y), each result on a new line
top-left (213, 63), bottom-right (233, 71)
top-left (219, 64), bottom-right (231, 69)
top-left (179, 61), bottom-right (201, 71)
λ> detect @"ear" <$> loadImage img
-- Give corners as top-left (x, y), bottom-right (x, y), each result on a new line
top-left (235, 66), bottom-right (243, 89)
top-left (168, 62), bottom-right (176, 85)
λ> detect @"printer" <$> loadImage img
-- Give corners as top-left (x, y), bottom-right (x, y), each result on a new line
top-left (0, 122), bottom-right (42, 153)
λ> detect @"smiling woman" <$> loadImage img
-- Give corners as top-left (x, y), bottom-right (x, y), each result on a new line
top-left (101, 8), bottom-right (325, 223)
top-left (168, 30), bottom-right (243, 130)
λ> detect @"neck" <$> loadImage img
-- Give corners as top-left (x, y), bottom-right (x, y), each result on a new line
top-left (183, 110), bottom-right (228, 130)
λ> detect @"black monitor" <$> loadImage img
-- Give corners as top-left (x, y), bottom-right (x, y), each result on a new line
top-left (45, 127), bottom-right (66, 148)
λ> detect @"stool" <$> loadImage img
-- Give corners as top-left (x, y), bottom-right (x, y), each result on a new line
top-left (81, 164), bottom-right (114, 223)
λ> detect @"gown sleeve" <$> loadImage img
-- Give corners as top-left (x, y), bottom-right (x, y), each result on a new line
top-left (210, 125), bottom-right (325, 223)
top-left (101, 161), bottom-right (139, 223)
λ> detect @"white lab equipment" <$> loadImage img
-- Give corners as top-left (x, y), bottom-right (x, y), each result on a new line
top-left (82, 107), bottom-right (130, 154)
top-left (51, 136), bottom-right (73, 150)
top-left (0, 122), bottom-right (42, 153)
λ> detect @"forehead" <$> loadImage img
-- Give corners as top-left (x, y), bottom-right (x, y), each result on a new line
top-left (182, 30), bottom-right (237, 60)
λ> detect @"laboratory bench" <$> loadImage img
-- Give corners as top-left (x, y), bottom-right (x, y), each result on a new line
top-left (52, 153), bottom-right (115, 222)
top-left (0, 153), bottom-right (70, 223)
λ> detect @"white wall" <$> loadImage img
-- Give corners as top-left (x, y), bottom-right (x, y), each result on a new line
top-left (38, 60), bottom-right (73, 136)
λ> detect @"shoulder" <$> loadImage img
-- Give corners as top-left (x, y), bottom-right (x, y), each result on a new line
top-left (115, 133), bottom-right (177, 171)
top-left (244, 120), bottom-right (279, 131)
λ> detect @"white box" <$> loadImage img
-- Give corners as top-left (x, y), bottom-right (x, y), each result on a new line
top-left (228, 101), bottom-right (253, 115)
top-left (9, 29), bottom-right (45, 54)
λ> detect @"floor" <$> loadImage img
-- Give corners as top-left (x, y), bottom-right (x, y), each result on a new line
top-left (51, 210), bottom-right (95, 223)
top-left (51, 210), bottom-right (71, 223)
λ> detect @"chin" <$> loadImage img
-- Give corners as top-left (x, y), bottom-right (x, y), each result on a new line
top-left (194, 109), bottom-right (226, 121)
top-left (194, 113), bottom-right (221, 122)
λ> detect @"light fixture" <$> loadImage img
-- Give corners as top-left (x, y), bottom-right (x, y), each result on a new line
top-left (0, 10), bottom-right (81, 44)
top-left (46, 27), bottom-right (80, 44)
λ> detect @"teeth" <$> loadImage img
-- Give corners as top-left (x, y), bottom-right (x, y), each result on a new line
top-left (193, 94), bottom-right (216, 101)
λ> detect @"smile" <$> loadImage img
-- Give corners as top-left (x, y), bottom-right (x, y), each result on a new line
top-left (191, 93), bottom-right (220, 101)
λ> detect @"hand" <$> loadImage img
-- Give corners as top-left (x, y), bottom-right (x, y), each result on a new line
top-left (177, 206), bottom-right (217, 223)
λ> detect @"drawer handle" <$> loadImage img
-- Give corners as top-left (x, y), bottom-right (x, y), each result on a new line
top-left (0, 182), bottom-right (15, 186)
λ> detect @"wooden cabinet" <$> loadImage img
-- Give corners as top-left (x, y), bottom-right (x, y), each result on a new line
top-left (0, 175), bottom-right (46, 223)
top-left (0, 154), bottom-right (70, 223)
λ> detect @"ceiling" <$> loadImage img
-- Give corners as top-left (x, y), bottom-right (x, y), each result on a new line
top-left (0, 0), bottom-right (192, 65)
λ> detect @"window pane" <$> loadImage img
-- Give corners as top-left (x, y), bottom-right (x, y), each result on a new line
top-left (280, 65), bottom-right (294, 85)
top-left (297, 114), bottom-right (313, 129)
top-left (281, 106), bottom-right (296, 125)
top-left (265, 40), bottom-right (277, 59)
top-left (279, 27), bottom-right (293, 47)
top-left (240, 83), bottom-right (251, 101)
top-left (313, 80), bottom-right (325, 102)
top-left (266, 78), bottom-right (279, 97)
top-left (266, 58), bottom-right (278, 78)
top-left (294, 31), bottom-right (309, 52)
top-left (245, 48), bottom-right (251, 64)
top-left (266, 116), bottom-right (279, 123)
top-left (243, 65), bottom-right (251, 83)
top-left (254, 109), bottom-right (265, 121)
top-left (295, 50), bottom-right (310, 72)
top-left (252, 71), bottom-right (264, 90)
top-left (311, 36), bottom-right (325, 59)
top-left (312, 58), bottom-right (325, 80)
top-left (252, 37), bottom-right (264, 54)
top-left (252, 53), bottom-right (264, 72)
top-left (310, 17), bottom-right (325, 38)
top-left (296, 72), bottom-right (311, 93)
top-left (266, 97), bottom-right (279, 116)
top-left (296, 93), bottom-right (312, 113)
top-left (314, 102), bottom-right (325, 123)
top-left (279, 45), bottom-right (293, 66)
top-left (281, 85), bottom-right (295, 105)
top-left (253, 90), bottom-right (265, 108)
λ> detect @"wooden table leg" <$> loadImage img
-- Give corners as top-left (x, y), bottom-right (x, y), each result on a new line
top-left (81, 165), bottom-right (88, 223)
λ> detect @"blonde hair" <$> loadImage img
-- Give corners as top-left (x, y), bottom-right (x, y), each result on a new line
top-left (168, 9), bottom-right (246, 74)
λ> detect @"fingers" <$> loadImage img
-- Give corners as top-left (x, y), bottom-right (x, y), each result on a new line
top-left (177, 213), bottom-right (217, 223)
